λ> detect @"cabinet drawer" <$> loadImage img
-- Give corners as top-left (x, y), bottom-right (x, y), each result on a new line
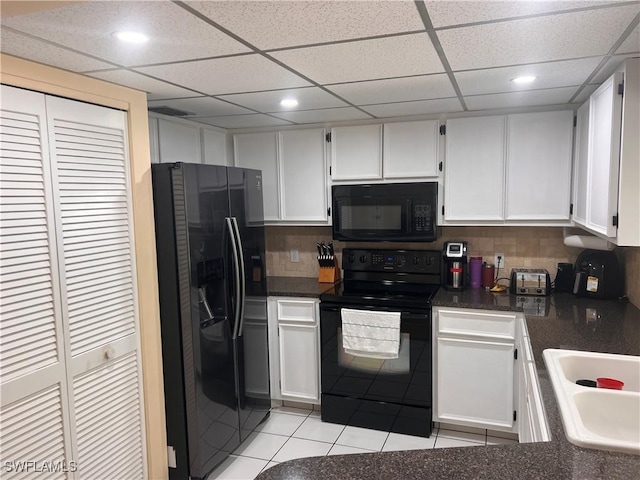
top-left (437, 308), bottom-right (516, 340)
top-left (277, 299), bottom-right (317, 324)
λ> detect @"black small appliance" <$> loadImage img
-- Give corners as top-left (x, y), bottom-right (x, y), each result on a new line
top-left (572, 249), bottom-right (624, 299)
top-left (331, 182), bottom-right (439, 242)
top-left (442, 241), bottom-right (468, 291)
top-left (554, 262), bottom-right (575, 292)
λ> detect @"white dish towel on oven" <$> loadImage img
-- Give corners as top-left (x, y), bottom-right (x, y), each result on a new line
top-left (341, 308), bottom-right (400, 359)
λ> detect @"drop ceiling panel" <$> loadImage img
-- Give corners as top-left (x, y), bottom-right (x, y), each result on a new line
top-left (192, 114), bottom-right (293, 129)
top-left (188, 0), bottom-right (426, 50)
top-left (219, 87), bottom-right (348, 113)
top-left (455, 57), bottom-right (604, 96)
top-left (616, 24), bottom-right (640, 53)
top-left (274, 107), bottom-right (372, 123)
top-left (438, 5), bottom-right (640, 71)
top-left (327, 74), bottom-right (456, 105)
top-left (425, 0), bottom-right (617, 28)
top-left (147, 97), bottom-right (253, 117)
top-left (270, 33), bottom-right (444, 85)
top-left (1, 27), bottom-right (113, 72)
top-left (88, 70), bottom-right (197, 100)
top-left (1, 1), bottom-right (251, 66)
top-left (361, 98), bottom-right (463, 117)
top-left (464, 87), bottom-right (578, 110)
top-left (136, 55), bottom-right (311, 95)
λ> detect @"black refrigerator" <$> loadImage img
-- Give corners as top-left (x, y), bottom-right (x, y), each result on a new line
top-left (152, 163), bottom-right (270, 480)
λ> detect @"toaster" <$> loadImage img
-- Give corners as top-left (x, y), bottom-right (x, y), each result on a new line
top-left (509, 268), bottom-right (551, 296)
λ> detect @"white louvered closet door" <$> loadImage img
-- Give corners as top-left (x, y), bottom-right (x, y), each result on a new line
top-left (0, 86), bottom-right (72, 478)
top-left (44, 96), bottom-right (146, 480)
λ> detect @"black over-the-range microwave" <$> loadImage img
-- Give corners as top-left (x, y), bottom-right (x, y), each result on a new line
top-left (332, 182), bottom-right (439, 242)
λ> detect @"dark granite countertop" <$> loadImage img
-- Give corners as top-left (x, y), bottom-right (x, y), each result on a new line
top-left (264, 276), bottom-right (338, 298)
top-left (258, 290), bottom-right (640, 480)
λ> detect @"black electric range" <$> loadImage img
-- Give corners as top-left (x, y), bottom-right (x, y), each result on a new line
top-left (319, 248), bottom-right (441, 438)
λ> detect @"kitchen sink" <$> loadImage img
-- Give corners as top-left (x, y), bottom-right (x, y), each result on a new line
top-left (543, 349), bottom-right (640, 455)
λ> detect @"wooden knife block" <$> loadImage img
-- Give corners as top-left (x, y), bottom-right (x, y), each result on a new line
top-left (318, 258), bottom-right (341, 284)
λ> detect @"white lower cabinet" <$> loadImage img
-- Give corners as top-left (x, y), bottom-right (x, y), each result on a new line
top-left (517, 318), bottom-right (551, 443)
top-left (434, 307), bottom-right (517, 432)
top-left (267, 297), bottom-right (320, 403)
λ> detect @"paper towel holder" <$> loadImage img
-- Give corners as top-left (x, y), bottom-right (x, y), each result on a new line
top-left (562, 228), bottom-right (615, 251)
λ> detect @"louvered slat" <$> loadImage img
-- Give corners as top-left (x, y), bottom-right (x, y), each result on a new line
top-left (50, 120), bottom-right (135, 357)
top-left (0, 386), bottom-right (67, 480)
top-left (0, 108), bottom-right (58, 385)
top-left (73, 353), bottom-right (143, 480)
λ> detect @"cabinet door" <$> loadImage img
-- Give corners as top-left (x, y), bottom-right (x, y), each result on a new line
top-left (436, 337), bottom-right (514, 430)
top-left (506, 111), bottom-right (573, 221)
top-left (587, 72), bottom-right (623, 237)
top-left (330, 125), bottom-right (382, 181)
top-left (0, 86), bottom-right (72, 471)
top-left (202, 128), bottom-right (228, 166)
top-left (444, 116), bottom-right (506, 221)
top-left (45, 96), bottom-right (146, 478)
top-left (383, 120), bottom-right (439, 178)
top-left (234, 132), bottom-right (279, 221)
top-left (572, 102), bottom-right (590, 226)
top-left (278, 324), bottom-right (319, 402)
top-left (279, 129), bottom-right (328, 222)
top-left (158, 118), bottom-right (201, 164)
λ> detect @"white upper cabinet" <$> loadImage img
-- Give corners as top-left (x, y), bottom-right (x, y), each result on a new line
top-left (572, 101), bottom-right (590, 227)
top-left (330, 124), bottom-right (382, 181)
top-left (279, 129), bottom-right (328, 222)
top-left (505, 110), bottom-right (573, 221)
top-left (444, 111), bottom-right (574, 224)
top-left (586, 72), bottom-right (623, 238)
top-left (234, 128), bottom-right (329, 224)
top-left (383, 120), bottom-right (439, 179)
top-left (234, 132), bottom-right (280, 221)
top-left (445, 116), bottom-right (506, 222)
top-left (157, 118), bottom-right (201, 164)
top-left (202, 128), bottom-right (228, 166)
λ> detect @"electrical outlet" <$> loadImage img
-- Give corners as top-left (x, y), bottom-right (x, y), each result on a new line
top-left (494, 253), bottom-right (505, 269)
top-left (290, 249), bottom-right (299, 263)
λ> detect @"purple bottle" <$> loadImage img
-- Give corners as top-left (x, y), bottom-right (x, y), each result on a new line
top-left (469, 256), bottom-right (482, 288)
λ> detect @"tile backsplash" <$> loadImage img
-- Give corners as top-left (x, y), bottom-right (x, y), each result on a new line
top-left (265, 226), bottom-right (640, 308)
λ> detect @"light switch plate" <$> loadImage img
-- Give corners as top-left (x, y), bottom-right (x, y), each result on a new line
top-left (290, 249), bottom-right (299, 262)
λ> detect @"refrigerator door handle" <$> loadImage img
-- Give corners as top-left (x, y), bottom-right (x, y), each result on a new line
top-left (226, 217), bottom-right (242, 340)
top-left (231, 217), bottom-right (246, 337)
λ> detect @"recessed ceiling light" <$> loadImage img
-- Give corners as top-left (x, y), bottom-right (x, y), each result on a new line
top-left (280, 98), bottom-right (299, 108)
top-left (511, 76), bottom-right (537, 85)
top-left (114, 31), bottom-right (149, 44)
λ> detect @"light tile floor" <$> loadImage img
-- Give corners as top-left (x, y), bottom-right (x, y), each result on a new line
top-left (207, 406), bottom-right (518, 480)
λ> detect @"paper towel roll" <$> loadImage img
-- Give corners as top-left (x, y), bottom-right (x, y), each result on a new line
top-left (563, 235), bottom-right (615, 251)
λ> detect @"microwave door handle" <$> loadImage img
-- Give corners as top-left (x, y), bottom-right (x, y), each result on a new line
top-left (231, 217), bottom-right (246, 337)
top-left (226, 217), bottom-right (242, 340)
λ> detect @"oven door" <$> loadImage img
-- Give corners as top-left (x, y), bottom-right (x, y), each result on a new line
top-left (320, 303), bottom-right (432, 407)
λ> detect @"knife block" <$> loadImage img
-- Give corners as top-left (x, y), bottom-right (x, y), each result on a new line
top-left (318, 258), bottom-right (341, 284)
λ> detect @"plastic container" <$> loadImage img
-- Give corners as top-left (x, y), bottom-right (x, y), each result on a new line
top-left (482, 263), bottom-right (495, 289)
top-left (469, 256), bottom-right (482, 288)
top-left (596, 377), bottom-right (624, 390)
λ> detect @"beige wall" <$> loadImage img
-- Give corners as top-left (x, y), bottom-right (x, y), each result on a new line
top-left (266, 226), bottom-right (640, 308)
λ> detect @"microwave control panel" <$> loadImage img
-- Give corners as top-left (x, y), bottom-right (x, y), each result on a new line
top-left (413, 204), bottom-right (433, 232)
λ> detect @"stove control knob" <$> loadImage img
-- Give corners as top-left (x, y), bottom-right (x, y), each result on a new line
top-left (413, 256), bottom-right (420, 265)
top-left (359, 255), bottom-right (367, 263)
top-left (347, 254), bottom-right (355, 263)
top-left (425, 257), bottom-right (432, 265)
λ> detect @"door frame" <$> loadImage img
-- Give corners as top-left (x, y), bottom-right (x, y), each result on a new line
top-left (1, 53), bottom-right (168, 479)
